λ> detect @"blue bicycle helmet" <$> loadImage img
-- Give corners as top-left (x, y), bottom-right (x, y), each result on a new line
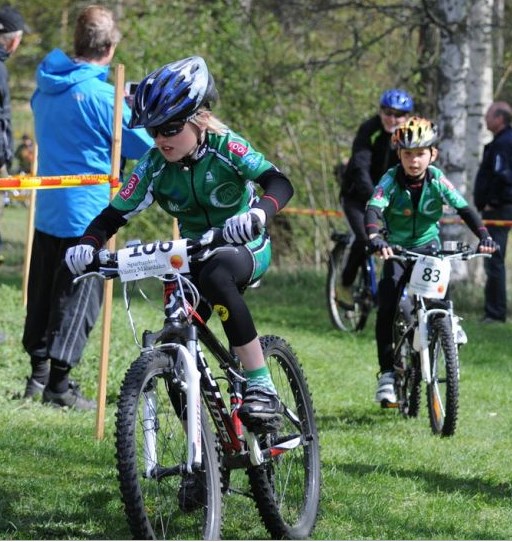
top-left (380, 88), bottom-right (414, 112)
top-left (129, 56), bottom-right (218, 128)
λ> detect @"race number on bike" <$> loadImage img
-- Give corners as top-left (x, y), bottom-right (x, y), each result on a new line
top-left (116, 240), bottom-right (190, 282)
top-left (408, 255), bottom-right (451, 299)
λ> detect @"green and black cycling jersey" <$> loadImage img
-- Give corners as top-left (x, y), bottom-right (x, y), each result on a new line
top-left (365, 164), bottom-right (488, 247)
top-left (81, 129), bottom-right (293, 248)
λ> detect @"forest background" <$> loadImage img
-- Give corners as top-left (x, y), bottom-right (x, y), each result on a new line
top-left (7, 0), bottom-right (512, 266)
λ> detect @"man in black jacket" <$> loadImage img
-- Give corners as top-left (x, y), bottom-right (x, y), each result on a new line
top-left (473, 101), bottom-right (512, 323)
top-left (0, 5), bottom-right (27, 342)
top-left (336, 88), bottom-right (414, 308)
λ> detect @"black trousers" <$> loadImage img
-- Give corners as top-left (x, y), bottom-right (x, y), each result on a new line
top-left (341, 196), bottom-right (368, 286)
top-left (482, 206), bottom-right (512, 321)
top-left (22, 230), bottom-right (103, 368)
top-left (190, 245), bottom-right (257, 347)
top-left (375, 240), bottom-right (439, 373)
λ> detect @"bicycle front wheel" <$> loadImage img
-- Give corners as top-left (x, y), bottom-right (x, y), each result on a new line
top-left (115, 351), bottom-right (222, 540)
top-left (427, 317), bottom-right (459, 437)
top-left (247, 336), bottom-right (321, 539)
top-left (326, 242), bottom-right (370, 332)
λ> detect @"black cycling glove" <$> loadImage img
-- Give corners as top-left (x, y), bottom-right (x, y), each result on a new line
top-left (369, 236), bottom-right (389, 253)
top-left (478, 235), bottom-right (499, 252)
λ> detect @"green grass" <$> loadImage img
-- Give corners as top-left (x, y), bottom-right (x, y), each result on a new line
top-left (1, 205), bottom-right (511, 540)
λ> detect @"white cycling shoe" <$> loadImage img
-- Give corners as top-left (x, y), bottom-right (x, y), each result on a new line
top-left (375, 371), bottom-right (397, 405)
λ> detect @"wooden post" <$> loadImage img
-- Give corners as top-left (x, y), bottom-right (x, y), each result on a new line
top-left (22, 143), bottom-right (38, 307)
top-left (95, 64), bottom-right (124, 440)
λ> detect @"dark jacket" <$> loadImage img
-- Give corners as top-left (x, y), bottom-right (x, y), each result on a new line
top-left (0, 44), bottom-right (14, 169)
top-left (340, 114), bottom-right (399, 204)
top-left (473, 125), bottom-right (512, 211)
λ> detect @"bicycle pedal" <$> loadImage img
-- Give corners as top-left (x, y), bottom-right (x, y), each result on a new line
top-left (380, 399), bottom-right (399, 409)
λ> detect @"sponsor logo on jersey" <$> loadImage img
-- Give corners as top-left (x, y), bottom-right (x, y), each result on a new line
top-left (210, 182), bottom-right (243, 208)
top-left (167, 201), bottom-right (181, 212)
top-left (439, 175), bottom-right (455, 191)
top-left (227, 141), bottom-right (248, 157)
top-left (241, 152), bottom-right (263, 170)
top-left (374, 186), bottom-right (385, 200)
top-left (422, 198), bottom-right (440, 216)
top-left (206, 171), bottom-right (215, 183)
top-left (119, 173), bottom-right (140, 200)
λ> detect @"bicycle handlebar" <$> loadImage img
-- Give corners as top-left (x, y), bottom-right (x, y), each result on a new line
top-left (75, 227), bottom-right (243, 283)
top-left (389, 244), bottom-right (491, 262)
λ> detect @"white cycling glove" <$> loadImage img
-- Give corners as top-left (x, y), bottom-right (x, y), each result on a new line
top-left (65, 244), bottom-right (95, 275)
top-left (223, 208), bottom-right (266, 244)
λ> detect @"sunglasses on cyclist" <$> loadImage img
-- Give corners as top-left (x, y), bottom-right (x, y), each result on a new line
top-left (381, 108), bottom-right (408, 118)
top-left (146, 120), bottom-right (186, 138)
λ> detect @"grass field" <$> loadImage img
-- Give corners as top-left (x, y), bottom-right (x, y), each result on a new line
top-left (0, 205), bottom-right (511, 540)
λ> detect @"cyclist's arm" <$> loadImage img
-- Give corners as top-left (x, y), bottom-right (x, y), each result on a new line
top-left (346, 124), bottom-right (376, 201)
top-left (456, 205), bottom-right (491, 240)
top-left (364, 204), bottom-right (384, 238)
top-left (253, 168), bottom-right (294, 220)
top-left (79, 204), bottom-right (127, 249)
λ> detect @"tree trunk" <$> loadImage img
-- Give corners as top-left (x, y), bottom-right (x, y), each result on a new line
top-left (435, 0), bottom-right (470, 279)
top-left (466, 0), bottom-right (494, 199)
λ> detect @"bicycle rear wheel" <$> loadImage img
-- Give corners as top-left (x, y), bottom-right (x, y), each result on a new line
top-left (427, 316), bottom-right (459, 437)
top-left (247, 335), bottom-right (321, 539)
top-left (115, 351), bottom-right (222, 540)
top-left (326, 241), bottom-right (371, 332)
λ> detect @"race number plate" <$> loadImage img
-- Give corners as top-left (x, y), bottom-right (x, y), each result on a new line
top-left (408, 255), bottom-right (451, 299)
top-left (117, 239), bottom-right (190, 282)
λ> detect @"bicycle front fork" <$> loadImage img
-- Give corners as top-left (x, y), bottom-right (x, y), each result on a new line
top-left (412, 301), bottom-right (463, 384)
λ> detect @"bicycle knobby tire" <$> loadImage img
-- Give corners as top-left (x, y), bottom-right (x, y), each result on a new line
top-left (115, 351), bottom-right (222, 540)
top-left (427, 317), bottom-right (459, 437)
top-left (326, 241), bottom-right (371, 332)
top-left (247, 335), bottom-right (321, 539)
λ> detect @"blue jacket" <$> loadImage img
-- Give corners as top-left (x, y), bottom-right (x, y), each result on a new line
top-left (31, 48), bottom-right (153, 237)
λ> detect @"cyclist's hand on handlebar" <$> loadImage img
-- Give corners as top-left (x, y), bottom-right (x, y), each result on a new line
top-left (477, 235), bottom-right (499, 254)
top-left (223, 208), bottom-right (265, 244)
top-left (369, 235), bottom-right (394, 259)
top-left (65, 244), bottom-right (95, 275)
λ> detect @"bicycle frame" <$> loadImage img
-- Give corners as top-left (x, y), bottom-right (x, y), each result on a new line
top-left (366, 251), bottom-right (378, 302)
top-left (112, 266), bottom-right (303, 479)
top-left (133, 274), bottom-right (277, 476)
top-left (394, 245), bottom-right (489, 385)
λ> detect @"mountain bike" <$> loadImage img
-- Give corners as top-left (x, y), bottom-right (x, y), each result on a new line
top-left (326, 231), bottom-right (378, 331)
top-left (386, 242), bottom-right (488, 437)
top-left (77, 228), bottom-right (320, 540)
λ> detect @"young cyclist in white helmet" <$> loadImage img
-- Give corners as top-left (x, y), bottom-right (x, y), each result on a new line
top-left (65, 56), bottom-right (294, 433)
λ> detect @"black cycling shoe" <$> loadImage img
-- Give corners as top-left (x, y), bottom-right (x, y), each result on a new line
top-left (178, 472), bottom-right (206, 513)
top-left (238, 387), bottom-right (284, 434)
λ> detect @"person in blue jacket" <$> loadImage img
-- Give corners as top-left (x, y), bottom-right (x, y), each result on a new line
top-left (22, 5), bottom-right (153, 409)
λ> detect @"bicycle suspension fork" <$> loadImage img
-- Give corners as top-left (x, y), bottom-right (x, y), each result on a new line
top-left (412, 298), bottom-right (452, 384)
